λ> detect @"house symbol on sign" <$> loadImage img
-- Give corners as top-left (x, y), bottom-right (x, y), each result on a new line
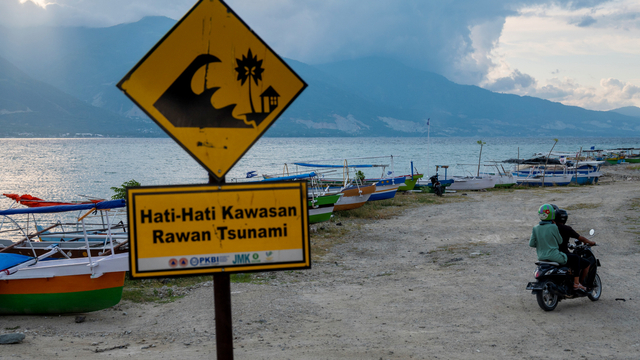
top-left (260, 86), bottom-right (279, 113)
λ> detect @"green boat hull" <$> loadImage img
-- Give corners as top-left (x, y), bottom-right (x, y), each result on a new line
top-left (308, 194), bottom-right (339, 224)
top-left (308, 207), bottom-right (333, 223)
top-left (309, 194), bottom-right (341, 207)
top-left (0, 286), bottom-right (124, 315)
top-left (398, 174), bottom-right (424, 191)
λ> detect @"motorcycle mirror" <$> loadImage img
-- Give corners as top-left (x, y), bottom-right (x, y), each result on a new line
top-left (589, 229), bottom-right (595, 236)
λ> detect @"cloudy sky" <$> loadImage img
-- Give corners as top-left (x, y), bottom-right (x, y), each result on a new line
top-left (2, 0), bottom-right (639, 111)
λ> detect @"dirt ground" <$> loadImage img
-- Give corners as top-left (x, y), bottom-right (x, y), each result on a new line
top-left (1, 164), bottom-right (640, 359)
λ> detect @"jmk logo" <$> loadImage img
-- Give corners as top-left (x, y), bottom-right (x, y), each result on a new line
top-left (233, 254), bottom-right (251, 264)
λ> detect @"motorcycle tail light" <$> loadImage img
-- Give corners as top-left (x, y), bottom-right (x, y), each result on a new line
top-left (534, 269), bottom-right (541, 278)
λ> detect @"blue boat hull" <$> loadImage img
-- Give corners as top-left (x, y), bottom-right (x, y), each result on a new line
top-left (369, 191), bottom-right (396, 201)
top-left (516, 180), bottom-right (572, 186)
top-left (572, 176), bottom-right (598, 185)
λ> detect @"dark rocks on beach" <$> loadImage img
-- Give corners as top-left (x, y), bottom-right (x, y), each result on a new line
top-left (75, 316), bottom-right (86, 323)
top-left (0, 333), bottom-right (26, 344)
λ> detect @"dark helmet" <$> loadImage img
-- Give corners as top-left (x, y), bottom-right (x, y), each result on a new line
top-left (556, 209), bottom-right (568, 223)
top-left (550, 204), bottom-right (568, 223)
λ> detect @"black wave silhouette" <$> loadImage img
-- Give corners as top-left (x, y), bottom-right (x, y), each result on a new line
top-left (154, 54), bottom-right (252, 128)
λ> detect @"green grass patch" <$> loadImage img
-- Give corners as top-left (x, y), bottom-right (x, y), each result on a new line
top-left (335, 192), bottom-right (460, 220)
top-left (122, 272), bottom-right (268, 303)
top-left (564, 203), bottom-right (602, 210)
top-left (309, 220), bottom-right (352, 260)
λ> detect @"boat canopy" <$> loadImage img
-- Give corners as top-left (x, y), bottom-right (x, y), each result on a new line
top-left (261, 172), bottom-right (317, 182)
top-left (0, 199), bottom-right (125, 216)
top-left (294, 163), bottom-right (385, 168)
top-left (0, 253), bottom-right (34, 271)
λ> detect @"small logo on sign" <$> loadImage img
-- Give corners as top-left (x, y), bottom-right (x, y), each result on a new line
top-left (179, 258), bottom-right (188, 267)
top-left (169, 258), bottom-right (178, 268)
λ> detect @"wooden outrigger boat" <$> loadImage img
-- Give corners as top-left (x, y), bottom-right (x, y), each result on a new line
top-left (514, 153), bottom-right (603, 185)
top-left (0, 195), bottom-right (128, 258)
top-left (0, 200), bottom-right (128, 315)
top-left (333, 184), bottom-right (375, 211)
top-left (308, 193), bottom-right (340, 223)
top-left (447, 164), bottom-right (497, 191)
top-left (482, 163), bottom-right (517, 188)
top-left (294, 156), bottom-right (406, 202)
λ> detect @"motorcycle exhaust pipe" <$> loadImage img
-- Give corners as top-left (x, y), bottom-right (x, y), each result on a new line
top-left (547, 283), bottom-right (565, 296)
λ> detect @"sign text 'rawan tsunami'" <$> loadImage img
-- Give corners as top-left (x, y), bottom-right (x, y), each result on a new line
top-left (127, 182), bottom-right (310, 278)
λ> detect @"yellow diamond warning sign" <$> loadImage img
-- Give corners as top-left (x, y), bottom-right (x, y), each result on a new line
top-left (117, 0), bottom-right (307, 180)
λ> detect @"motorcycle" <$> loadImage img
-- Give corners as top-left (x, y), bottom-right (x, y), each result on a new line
top-left (526, 229), bottom-right (602, 311)
top-left (430, 174), bottom-right (443, 197)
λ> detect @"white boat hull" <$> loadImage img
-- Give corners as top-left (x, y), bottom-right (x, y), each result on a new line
top-left (0, 253), bottom-right (128, 280)
top-left (448, 176), bottom-right (496, 191)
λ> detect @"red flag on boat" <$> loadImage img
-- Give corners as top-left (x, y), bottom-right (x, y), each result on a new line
top-left (2, 194), bottom-right (102, 208)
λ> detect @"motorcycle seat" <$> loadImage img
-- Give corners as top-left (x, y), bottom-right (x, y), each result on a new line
top-left (535, 261), bottom-right (560, 266)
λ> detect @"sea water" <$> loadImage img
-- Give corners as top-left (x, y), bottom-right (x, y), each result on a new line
top-left (0, 137), bottom-right (638, 203)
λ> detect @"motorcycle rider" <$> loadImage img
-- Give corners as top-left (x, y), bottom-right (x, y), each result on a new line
top-left (529, 204), bottom-right (587, 291)
top-left (552, 205), bottom-right (597, 287)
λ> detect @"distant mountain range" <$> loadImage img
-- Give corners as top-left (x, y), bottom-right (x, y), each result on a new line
top-left (1, 16), bottom-right (639, 138)
top-left (0, 56), bottom-right (158, 137)
top-left (610, 106), bottom-right (640, 118)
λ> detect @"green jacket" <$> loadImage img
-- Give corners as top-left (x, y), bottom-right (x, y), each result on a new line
top-left (529, 221), bottom-right (567, 264)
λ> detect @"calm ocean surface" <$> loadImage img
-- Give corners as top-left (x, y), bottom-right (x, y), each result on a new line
top-left (1, 137), bottom-right (639, 204)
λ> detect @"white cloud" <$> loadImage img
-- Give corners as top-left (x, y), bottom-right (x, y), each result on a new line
top-left (499, 76), bottom-right (640, 111)
top-left (0, 0), bottom-right (194, 28)
top-left (482, 0), bottom-right (640, 110)
top-left (19, 0), bottom-right (55, 9)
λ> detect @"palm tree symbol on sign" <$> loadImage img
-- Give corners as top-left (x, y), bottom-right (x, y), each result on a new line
top-left (235, 49), bottom-right (280, 125)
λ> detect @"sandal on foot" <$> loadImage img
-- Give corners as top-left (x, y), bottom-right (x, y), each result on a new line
top-left (573, 284), bottom-right (587, 291)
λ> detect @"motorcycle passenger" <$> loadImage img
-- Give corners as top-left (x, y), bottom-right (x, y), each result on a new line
top-left (529, 204), bottom-right (587, 291)
top-left (553, 206), bottom-right (596, 288)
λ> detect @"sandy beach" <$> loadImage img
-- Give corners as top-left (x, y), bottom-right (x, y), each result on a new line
top-left (1, 164), bottom-right (640, 359)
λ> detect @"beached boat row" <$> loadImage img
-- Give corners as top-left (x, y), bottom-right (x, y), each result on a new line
top-left (257, 157), bottom-right (449, 224)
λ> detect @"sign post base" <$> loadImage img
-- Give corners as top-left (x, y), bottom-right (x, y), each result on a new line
top-left (214, 272), bottom-right (233, 359)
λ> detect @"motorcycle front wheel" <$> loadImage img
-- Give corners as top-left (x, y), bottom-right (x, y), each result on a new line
top-left (588, 274), bottom-right (602, 301)
top-left (536, 281), bottom-right (558, 311)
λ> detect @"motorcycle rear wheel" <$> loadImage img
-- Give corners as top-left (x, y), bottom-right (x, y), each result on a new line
top-left (588, 274), bottom-right (602, 301)
top-left (536, 281), bottom-right (558, 311)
